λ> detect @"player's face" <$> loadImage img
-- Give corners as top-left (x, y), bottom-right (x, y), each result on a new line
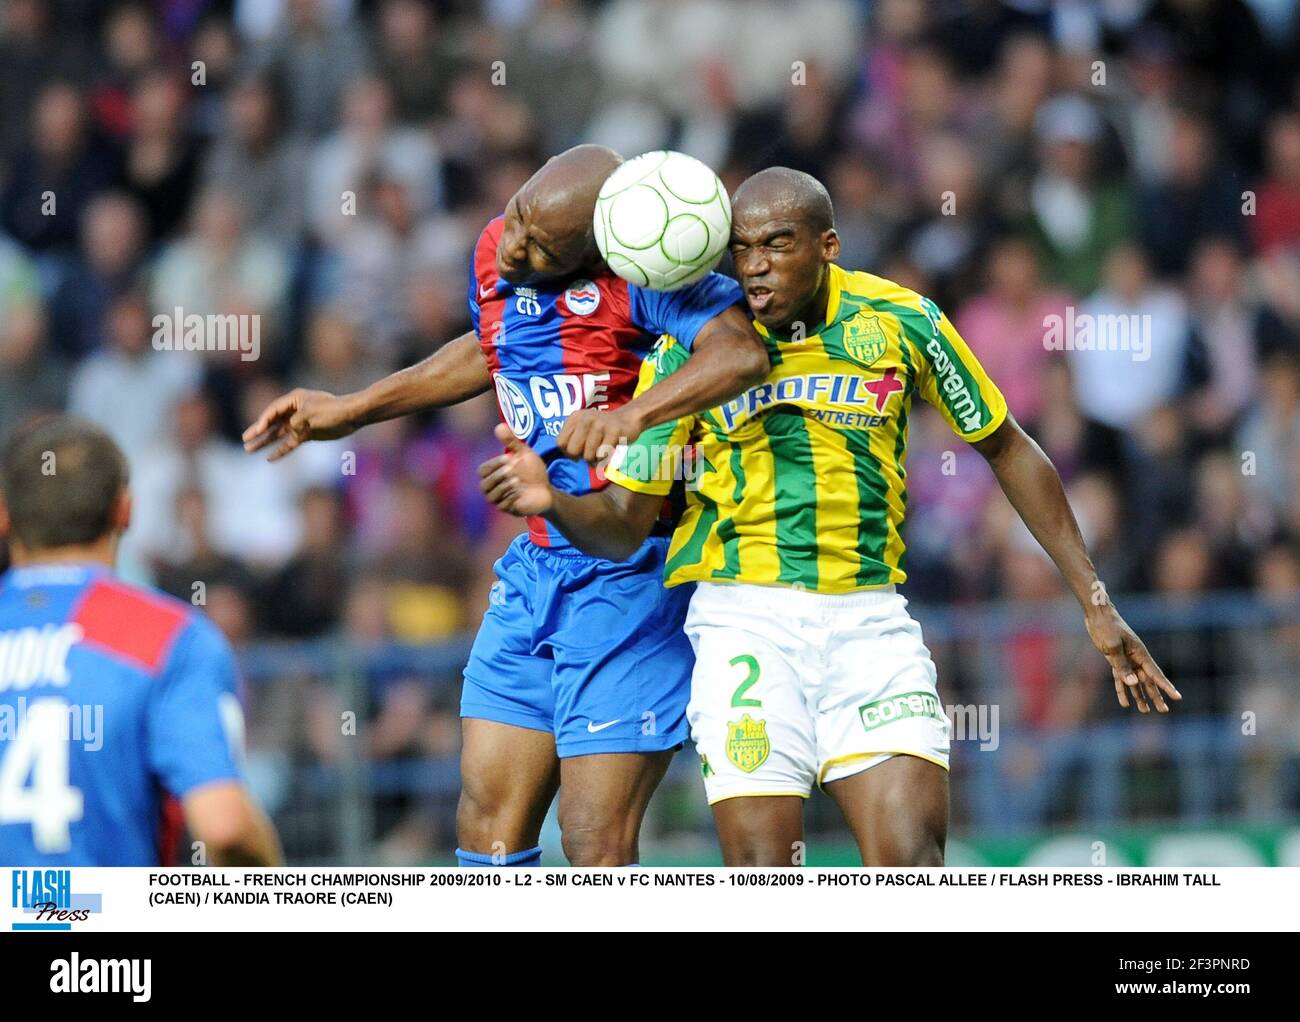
top-left (496, 187), bottom-right (589, 284)
top-left (729, 213), bottom-right (837, 333)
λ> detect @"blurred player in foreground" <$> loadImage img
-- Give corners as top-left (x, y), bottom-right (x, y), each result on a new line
top-left (0, 417), bottom-right (280, 866)
top-left (244, 146), bottom-right (768, 865)
top-left (479, 167), bottom-right (1180, 865)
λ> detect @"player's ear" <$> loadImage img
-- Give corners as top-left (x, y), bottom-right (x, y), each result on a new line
top-left (113, 488), bottom-right (133, 535)
top-left (823, 228), bottom-right (840, 263)
top-left (0, 497), bottom-right (10, 540)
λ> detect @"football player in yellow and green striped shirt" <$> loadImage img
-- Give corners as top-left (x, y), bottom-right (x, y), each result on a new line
top-left (480, 167), bottom-right (1178, 867)
top-left (606, 259), bottom-right (1008, 593)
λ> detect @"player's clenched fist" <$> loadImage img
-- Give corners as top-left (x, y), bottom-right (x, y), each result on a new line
top-left (480, 423), bottom-right (555, 516)
top-left (555, 406), bottom-right (645, 464)
top-left (242, 388), bottom-right (360, 461)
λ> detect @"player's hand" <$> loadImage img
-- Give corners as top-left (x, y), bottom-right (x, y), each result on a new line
top-left (480, 423), bottom-right (555, 516)
top-left (556, 406), bottom-right (645, 464)
top-left (242, 389), bottom-right (359, 461)
top-left (1084, 605), bottom-right (1181, 713)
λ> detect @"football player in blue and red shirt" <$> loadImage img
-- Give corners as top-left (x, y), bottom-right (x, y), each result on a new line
top-left (0, 417), bottom-right (281, 866)
top-left (244, 145), bottom-right (768, 866)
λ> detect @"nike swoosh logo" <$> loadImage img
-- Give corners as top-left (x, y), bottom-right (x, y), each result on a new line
top-left (479, 283), bottom-right (495, 298)
top-left (586, 719), bottom-right (620, 733)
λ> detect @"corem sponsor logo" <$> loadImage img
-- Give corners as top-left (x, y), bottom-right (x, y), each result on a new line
top-left (10, 868), bottom-right (102, 930)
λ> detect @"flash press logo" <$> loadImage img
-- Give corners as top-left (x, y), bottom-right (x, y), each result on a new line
top-left (152, 306), bottom-right (260, 362)
top-left (10, 869), bottom-right (102, 930)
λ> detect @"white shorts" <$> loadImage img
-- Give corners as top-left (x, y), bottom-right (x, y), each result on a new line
top-left (683, 581), bottom-right (950, 805)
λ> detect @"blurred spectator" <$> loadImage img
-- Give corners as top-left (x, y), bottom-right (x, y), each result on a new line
top-left (90, 2), bottom-right (162, 142)
top-left (1138, 108), bottom-right (1247, 277)
top-left (956, 237), bottom-right (1071, 424)
top-left (0, 0), bottom-right (93, 156)
top-left (0, 301), bottom-right (65, 441)
top-left (1028, 95), bottom-right (1132, 295)
top-left (203, 74), bottom-right (311, 241)
top-left (66, 290), bottom-right (200, 462)
top-left (151, 187), bottom-right (290, 344)
top-left (248, 0), bottom-right (370, 138)
top-left (1237, 348), bottom-right (1300, 529)
top-left (306, 74), bottom-right (442, 246)
top-left (48, 191), bottom-right (148, 358)
top-left (1068, 245), bottom-right (1192, 430)
top-left (1, 81), bottom-right (121, 255)
top-left (1251, 111), bottom-right (1300, 255)
top-left (299, 308), bottom-right (373, 395)
top-left (374, 0), bottom-right (463, 124)
top-left (154, 485), bottom-right (261, 603)
top-left (126, 391), bottom-right (310, 571)
top-left (332, 175), bottom-right (463, 358)
top-left (260, 486), bottom-right (350, 637)
top-left (1184, 238), bottom-right (1263, 436)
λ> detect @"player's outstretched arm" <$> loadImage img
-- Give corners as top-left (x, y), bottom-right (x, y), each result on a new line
top-left (243, 331), bottom-right (490, 461)
top-left (480, 424), bottom-right (662, 561)
top-left (557, 305), bottom-right (768, 463)
top-left (972, 414), bottom-right (1182, 714)
top-left (184, 781), bottom-right (283, 866)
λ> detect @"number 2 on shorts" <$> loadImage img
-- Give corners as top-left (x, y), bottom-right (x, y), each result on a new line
top-left (729, 654), bottom-right (762, 708)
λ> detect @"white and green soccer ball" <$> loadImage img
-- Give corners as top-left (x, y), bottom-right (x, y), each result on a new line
top-left (593, 150), bottom-right (732, 291)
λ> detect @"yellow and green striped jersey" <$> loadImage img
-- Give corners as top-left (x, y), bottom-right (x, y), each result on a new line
top-left (606, 263), bottom-right (1008, 593)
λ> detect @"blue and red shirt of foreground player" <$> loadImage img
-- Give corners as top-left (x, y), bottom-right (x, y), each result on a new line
top-left (469, 216), bottom-right (746, 547)
top-left (0, 564), bottom-right (243, 866)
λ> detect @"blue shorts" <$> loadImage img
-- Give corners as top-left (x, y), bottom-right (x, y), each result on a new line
top-left (461, 532), bottom-right (694, 757)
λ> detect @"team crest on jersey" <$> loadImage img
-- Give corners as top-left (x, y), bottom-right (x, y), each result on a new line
top-left (563, 279), bottom-right (601, 316)
top-left (725, 714), bottom-right (770, 773)
top-left (494, 373), bottom-right (534, 439)
top-left (842, 312), bottom-right (887, 368)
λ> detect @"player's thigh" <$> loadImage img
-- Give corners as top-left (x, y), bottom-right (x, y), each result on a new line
top-left (557, 750), bottom-right (675, 864)
top-left (812, 591), bottom-right (950, 839)
top-left (824, 753), bottom-right (948, 866)
top-left (710, 796), bottom-right (806, 867)
top-left (546, 539), bottom-right (695, 758)
top-left (684, 586), bottom-right (818, 818)
top-left (457, 718), bottom-right (560, 851)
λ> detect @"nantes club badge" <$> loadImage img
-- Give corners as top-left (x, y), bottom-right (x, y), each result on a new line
top-left (842, 313), bottom-right (887, 368)
top-left (725, 714), bottom-right (770, 773)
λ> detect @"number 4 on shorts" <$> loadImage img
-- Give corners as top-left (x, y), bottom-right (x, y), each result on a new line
top-left (729, 654), bottom-right (762, 708)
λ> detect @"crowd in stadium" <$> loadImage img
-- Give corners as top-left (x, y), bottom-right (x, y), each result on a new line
top-left (2, 0), bottom-right (1299, 858)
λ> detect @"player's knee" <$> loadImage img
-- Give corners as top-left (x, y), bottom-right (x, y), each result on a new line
top-left (722, 840), bottom-right (798, 867)
top-left (871, 827), bottom-right (944, 867)
top-left (456, 783), bottom-right (518, 852)
top-left (558, 808), bottom-right (635, 865)
top-left (862, 809), bottom-right (945, 866)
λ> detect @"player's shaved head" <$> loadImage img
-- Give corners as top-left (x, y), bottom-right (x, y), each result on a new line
top-left (528, 144), bottom-right (623, 222)
top-left (497, 144), bottom-right (623, 284)
top-left (729, 167), bottom-right (840, 333)
top-left (732, 167), bottom-right (834, 236)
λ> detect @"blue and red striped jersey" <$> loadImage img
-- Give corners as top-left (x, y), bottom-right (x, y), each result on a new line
top-left (0, 564), bottom-right (243, 866)
top-left (470, 216), bottom-right (745, 546)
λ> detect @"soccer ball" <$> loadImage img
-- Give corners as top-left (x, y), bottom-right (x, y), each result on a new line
top-left (593, 151), bottom-right (732, 291)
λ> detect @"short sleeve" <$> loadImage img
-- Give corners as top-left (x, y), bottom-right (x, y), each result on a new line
top-left (905, 293), bottom-right (1008, 443)
top-left (605, 337), bottom-right (696, 495)
top-left (146, 617), bottom-right (244, 797)
top-left (468, 217), bottom-right (505, 339)
top-left (626, 272), bottom-right (745, 351)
